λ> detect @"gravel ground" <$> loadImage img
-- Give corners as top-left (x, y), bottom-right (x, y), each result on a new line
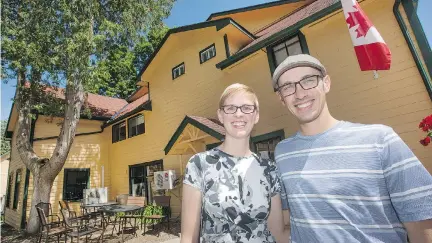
top-left (1, 219), bottom-right (181, 243)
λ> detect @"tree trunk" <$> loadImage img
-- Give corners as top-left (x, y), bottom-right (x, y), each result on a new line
top-left (25, 174), bottom-right (53, 233)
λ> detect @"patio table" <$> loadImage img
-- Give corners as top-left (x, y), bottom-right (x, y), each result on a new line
top-left (99, 205), bottom-right (144, 242)
top-left (83, 201), bottom-right (118, 209)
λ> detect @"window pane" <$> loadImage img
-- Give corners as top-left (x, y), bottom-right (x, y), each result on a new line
top-left (273, 42), bottom-right (286, 52)
top-left (113, 125), bottom-right (119, 142)
top-left (284, 36), bottom-right (299, 46)
top-left (119, 122), bottom-right (126, 140)
top-left (274, 48), bottom-right (288, 66)
top-left (64, 169), bottom-right (89, 201)
top-left (137, 123), bottom-right (145, 135)
top-left (287, 42), bottom-right (302, 56)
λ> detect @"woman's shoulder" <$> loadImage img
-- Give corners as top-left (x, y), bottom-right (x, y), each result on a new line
top-left (187, 149), bottom-right (221, 167)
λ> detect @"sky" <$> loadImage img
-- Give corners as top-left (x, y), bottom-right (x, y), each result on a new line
top-left (1, 0), bottom-right (431, 121)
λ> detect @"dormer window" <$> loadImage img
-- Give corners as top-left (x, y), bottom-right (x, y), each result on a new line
top-left (172, 62), bottom-right (185, 80)
top-left (200, 44), bottom-right (216, 63)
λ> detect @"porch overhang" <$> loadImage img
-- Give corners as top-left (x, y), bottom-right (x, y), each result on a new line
top-left (164, 116), bottom-right (225, 155)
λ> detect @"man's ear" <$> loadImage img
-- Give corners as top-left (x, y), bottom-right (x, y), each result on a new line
top-left (323, 75), bottom-right (331, 93)
top-left (277, 92), bottom-right (286, 107)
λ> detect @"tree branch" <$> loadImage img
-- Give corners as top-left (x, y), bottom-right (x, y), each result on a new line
top-left (15, 69), bottom-right (40, 174)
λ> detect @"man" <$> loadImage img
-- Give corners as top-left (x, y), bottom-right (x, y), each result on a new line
top-left (272, 54), bottom-right (432, 242)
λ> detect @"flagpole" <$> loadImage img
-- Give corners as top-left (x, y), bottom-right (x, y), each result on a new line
top-left (373, 70), bottom-right (379, 79)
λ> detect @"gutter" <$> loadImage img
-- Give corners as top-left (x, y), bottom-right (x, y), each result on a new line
top-left (393, 0), bottom-right (432, 101)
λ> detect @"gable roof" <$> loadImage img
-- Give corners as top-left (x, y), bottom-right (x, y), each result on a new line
top-left (104, 94), bottom-right (151, 126)
top-left (164, 115), bottom-right (225, 155)
top-left (137, 17), bottom-right (254, 81)
top-left (206, 0), bottom-right (304, 21)
top-left (216, 0), bottom-right (341, 70)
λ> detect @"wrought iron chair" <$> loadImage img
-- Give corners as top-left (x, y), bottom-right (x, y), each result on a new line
top-left (35, 202), bottom-right (59, 225)
top-left (36, 205), bottom-right (70, 243)
top-left (60, 208), bottom-right (105, 243)
top-left (142, 196), bottom-right (171, 236)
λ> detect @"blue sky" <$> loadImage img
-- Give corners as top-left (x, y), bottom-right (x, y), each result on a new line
top-left (1, 0), bottom-right (431, 120)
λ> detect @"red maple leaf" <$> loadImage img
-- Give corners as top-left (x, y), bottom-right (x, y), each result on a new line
top-left (346, 4), bottom-right (373, 38)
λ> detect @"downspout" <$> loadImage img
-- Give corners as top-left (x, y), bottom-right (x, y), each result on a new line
top-left (393, 0), bottom-right (432, 101)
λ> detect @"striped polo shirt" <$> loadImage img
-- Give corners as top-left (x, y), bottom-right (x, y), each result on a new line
top-left (275, 121), bottom-right (432, 243)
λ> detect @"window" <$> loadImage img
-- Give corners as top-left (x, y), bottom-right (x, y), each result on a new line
top-left (172, 63), bottom-right (185, 80)
top-left (112, 121), bottom-right (126, 143)
top-left (272, 36), bottom-right (303, 66)
top-left (63, 168), bottom-right (90, 201)
top-left (252, 130), bottom-right (285, 161)
top-left (6, 172), bottom-right (13, 208)
top-left (128, 114), bottom-right (145, 138)
top-left (200, 44), bottom-right (216, 63)
top-left (13, 169), bottom-right (22, 209)
top-left (129, 160), bottom-right (163, 203)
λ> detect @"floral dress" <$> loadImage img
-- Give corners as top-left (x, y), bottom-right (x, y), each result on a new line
top-left (183, 148), bottom-right (282, 243)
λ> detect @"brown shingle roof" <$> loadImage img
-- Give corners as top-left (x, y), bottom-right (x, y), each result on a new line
top-left (188, 116), bottom-right (226, 136)
top-left (113, 94), bottom-right (149, 118)
top-left (239, 0), bottom-right (338, 52)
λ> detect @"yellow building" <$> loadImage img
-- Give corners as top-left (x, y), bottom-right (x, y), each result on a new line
top-left (4, 0), bottom-right (432, 229)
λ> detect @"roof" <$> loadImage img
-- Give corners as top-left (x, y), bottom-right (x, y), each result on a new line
top-left (216, 0), bottom-right (341, 69)
top-left (206, 0), bottom-right (303, 21)
top-left (164, 115), bottom-right (225, 155)
top-left (137, 17), bottom-right (254, 81)
top-left (104, 94), bottom-right (151, 126)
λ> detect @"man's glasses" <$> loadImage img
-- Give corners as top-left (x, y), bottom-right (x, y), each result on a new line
top-left (276, 75), bottom-right (322, 97)
top-left (220, 105), bottom-right (256, 114)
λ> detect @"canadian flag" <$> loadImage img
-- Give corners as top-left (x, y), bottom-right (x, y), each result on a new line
top-left (341, 0), bottom-right (391, 71)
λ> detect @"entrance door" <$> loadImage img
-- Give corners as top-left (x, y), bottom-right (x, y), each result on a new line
top-left (129, 160), bottom-right (163, 203)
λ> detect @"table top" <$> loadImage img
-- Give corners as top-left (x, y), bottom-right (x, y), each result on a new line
top-left (83, 202), bottom-right (118, 208)
top-left (98, 204), bottom-right (143, 213)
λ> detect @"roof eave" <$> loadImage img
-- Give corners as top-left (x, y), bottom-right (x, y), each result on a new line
top-left (102, 100), bottom-right (152, 128)
top-left (216, 1), bottom-right (342, 70)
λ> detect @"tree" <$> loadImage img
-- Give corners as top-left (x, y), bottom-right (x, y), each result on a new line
top-left (1, 0), bottom-right (175, 233)
top-left (1, 120), bottom-right (11, 155)
top-left (89, 25), bottom-right (169, 99)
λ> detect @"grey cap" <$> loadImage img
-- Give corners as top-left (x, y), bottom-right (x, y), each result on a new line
top-left (272, 54), bottom-right (327, 89)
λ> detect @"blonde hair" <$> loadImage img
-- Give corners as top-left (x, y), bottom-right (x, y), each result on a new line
top-left (219, 83), bottom-right (259, 110)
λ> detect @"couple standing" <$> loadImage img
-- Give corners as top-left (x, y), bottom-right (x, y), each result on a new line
top-left (180, 54), bottom-right (432, 243)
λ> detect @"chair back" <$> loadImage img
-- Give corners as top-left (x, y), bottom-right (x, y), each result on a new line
top-left (59, 200), bottom-right (68, 210)
top-left (126, 196), bottom-right (146, 207)
top-left (36, 202), bottom-right (52, 216)
top-left (36, 206), bottom-right (49, 227)
top-left (116, 194), bottom-right (129, 205)
top-left (153, 196), bottom-right (170, 207)
top-left (59, 208), bottom-right (73, 227)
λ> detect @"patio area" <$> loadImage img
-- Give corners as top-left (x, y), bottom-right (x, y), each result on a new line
top-left (0, 219), bottom-right (181, 243)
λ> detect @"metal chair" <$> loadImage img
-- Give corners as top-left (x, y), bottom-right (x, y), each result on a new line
top-left (36, 205), bottom-right (69, 243)
top-left (142, 196), bottom-right (171, 236)
top-left (35, 202), bottom-right (59, 225)
top-left (60, 208), bottom-right (104, 243)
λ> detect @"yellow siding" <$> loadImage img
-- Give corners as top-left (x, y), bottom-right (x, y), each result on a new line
top-left (34, 116), bottom-right (104, 139)
top-left (4, 121), bottom-right (28, 228)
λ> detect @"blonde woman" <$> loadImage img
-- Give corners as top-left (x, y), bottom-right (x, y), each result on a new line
top-left (181, 83), bottom-right (289, 243)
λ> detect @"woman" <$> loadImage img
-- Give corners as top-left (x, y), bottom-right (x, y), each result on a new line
top-left (181, 83), bottom-right (289, 243)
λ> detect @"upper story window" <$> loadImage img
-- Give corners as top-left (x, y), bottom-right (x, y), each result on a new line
top-left (63, 168), bottom-right (90, 201)
top-left (272, 36), bottom-right (303, 66)
top-left (200, 44), bottom-right (216, 63)
top-left (172, 62), bottom-right (185, 80)
top-left (112, 121), bottom-right (126, 143)
top-left (128, 114), bottom-right (145, 138)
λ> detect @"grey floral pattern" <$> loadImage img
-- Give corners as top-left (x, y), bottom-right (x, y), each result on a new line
top-left (184, 148), bottom-right (281, 243)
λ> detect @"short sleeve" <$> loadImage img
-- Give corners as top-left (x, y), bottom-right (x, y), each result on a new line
top-left (268, 160), bottom-right (282, 197)
top-left (183, 154), bottom-right (204, 191)
top-left (380, 127), bottom-right (432, 222)
top-left (275, 164), bottom-right (289, 210)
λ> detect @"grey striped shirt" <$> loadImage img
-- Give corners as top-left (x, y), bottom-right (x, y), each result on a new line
top-left (275, 121), bottom-right (432, 243)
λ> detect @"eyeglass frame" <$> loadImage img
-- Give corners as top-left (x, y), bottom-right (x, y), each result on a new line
top-left (276, 74), bottom-right (323, 97)
top-left (219, 104), bottom-right (257, 114)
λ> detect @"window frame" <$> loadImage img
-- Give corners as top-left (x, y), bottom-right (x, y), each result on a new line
top-left (266, 32), bottom-right (309, 78)
top-left (251, 129), bottom-right (285, 161)
top-left (199, 44), bottom-right (216, 64)
top-left (12, 169), bottom-right (22, 210)
top-left (129, 160), bottom-right (163, 204)
top-left (112, 120), bottom-right (127, 143)
top-left (172, 62), bottom-right (185, 80)
top-left (128, 114), bottom-right (145, 138)
top-left (62, 168), bottom-right (90, 202)
top-left (6, 172), bottom-right (13, 208)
